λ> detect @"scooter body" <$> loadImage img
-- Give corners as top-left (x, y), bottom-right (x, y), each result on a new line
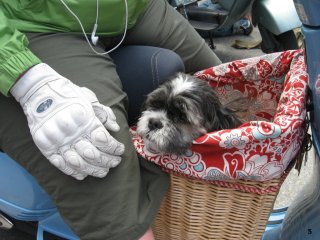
top-left (173, 0), bottom-right (301, 52)
top-left (252, 0), bottom-right (302, 52)
top-left (0, 152), bottom-right (55, 222)
top-left (0, 149), bottom-right (77, 239)
top-left (252, 0), bottom-right (301, 35)
top-left (172, 0), bottom-right (301, 34)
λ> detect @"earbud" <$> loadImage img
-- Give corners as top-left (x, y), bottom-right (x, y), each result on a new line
top-left (91, 23), bottom-right (99, 45)
top-left (60, 0), bottom-right (128, 55)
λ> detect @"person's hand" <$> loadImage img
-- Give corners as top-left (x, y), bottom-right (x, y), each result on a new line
top-left (10, 63), bottom-right (125, 180)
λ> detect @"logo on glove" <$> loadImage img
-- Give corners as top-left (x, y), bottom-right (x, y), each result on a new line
top-left (37, 99), bottom-right (53, 113)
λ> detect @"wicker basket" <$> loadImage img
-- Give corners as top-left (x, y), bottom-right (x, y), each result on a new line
top-left (140, 50), bottom-right (309, 239)
top-left (152, 166), bottom-right (292, 240)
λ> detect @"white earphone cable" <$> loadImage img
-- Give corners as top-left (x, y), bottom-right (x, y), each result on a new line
top-left (59, 0), bottom-right (128, 55)
top-left (95, 0), bottom-right (99, 26)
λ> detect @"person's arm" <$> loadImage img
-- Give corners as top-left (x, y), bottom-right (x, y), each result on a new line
top-left (0, 9), bottom-right (125, 180)
top-left (0, 9), bottom-right (41, 96)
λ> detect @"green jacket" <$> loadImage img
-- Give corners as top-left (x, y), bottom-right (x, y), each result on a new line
top-left (0, 0), bottom-right (149, 96)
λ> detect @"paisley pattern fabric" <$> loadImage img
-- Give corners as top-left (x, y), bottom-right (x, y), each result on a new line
top-left (131, 50), bottom-right (308, 181)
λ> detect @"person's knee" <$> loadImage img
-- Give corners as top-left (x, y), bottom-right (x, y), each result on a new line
top-left (149, 48), bottom-right (185, 85)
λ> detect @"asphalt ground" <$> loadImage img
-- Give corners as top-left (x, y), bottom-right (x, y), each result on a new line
top-left (0, 26), bottom-right (314, 239)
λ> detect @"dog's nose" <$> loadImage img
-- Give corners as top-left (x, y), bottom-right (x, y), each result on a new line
top-left (148, 118), bottom-right (163, 130)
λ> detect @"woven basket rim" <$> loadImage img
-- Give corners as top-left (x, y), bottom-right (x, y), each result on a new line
top-left (161, 159), bottom-right (294, 195)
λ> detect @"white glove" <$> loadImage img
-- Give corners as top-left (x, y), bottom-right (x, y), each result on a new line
top-left (11, 63), bottom-right (125, 180)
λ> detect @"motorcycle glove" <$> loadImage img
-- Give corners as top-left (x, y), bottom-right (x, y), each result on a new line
top-left (10, 63), bottom-right (125, 180)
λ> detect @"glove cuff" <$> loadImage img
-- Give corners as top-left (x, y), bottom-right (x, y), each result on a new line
top-left (10, 63), bottom-right (61, 103)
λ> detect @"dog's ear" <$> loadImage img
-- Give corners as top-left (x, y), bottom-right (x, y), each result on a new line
top-left (200, 86), bottom-right (243, 131)
top-left (218, 107), bottom-right (243, 129)
top-left (200, 89), bottom-right (224, 131)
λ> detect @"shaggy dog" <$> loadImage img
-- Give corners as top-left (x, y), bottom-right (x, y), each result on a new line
top-left (137, 73), bottom-right (243, 155)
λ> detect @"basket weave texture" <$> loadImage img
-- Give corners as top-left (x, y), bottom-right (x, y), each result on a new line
top-left (153, 169), bottom-right (290, 240)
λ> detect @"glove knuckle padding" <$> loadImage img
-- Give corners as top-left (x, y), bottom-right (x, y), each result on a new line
top-left (93, 104), bottom-right (108, 124)
top-left (91, 101), bottom-right (120, 132)
top-left (25, 82), bottom-right (96, 152)
top-left (74, 139), bottom-right (102, 164)
top-left (49, 154), bottom-right (77, 176)
top-left (75, 140), bottom-right (98, 161)
top-left (63, 149), bottom-right (83, 168)
top-left (10, 63), bottom-right (123, 180)
top-left (91, 127), bottom-right (125, 155)
top-left (74, 139), bottom-right (121, 168)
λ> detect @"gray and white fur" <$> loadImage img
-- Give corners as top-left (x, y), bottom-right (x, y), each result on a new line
top-left (137, 73), bottom-right (242, 155)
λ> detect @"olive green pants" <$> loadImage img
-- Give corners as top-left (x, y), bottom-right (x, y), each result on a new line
top-left (0, 0), bottom-right (221, 239)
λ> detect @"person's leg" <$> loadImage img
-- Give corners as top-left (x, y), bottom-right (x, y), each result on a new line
top-left (124, 0), bottom-right (222, 73)
top-left (110, 45), bottom-right (185, 124)
top-left (0, 32), bottom-right (168, 240)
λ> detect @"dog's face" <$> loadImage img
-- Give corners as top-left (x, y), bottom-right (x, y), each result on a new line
top-left (137, 73), bottom-right (241, 155)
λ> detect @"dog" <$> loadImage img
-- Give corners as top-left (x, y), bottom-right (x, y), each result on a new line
top-left (136, 73), bottom-right (243, 155)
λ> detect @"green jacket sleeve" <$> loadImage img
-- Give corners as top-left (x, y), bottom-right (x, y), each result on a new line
top-left (0, 9), bottom-right (41, 96)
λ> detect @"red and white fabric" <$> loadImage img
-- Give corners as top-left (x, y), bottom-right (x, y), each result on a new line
top-left (131, 49), bottom-right (309, 182)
